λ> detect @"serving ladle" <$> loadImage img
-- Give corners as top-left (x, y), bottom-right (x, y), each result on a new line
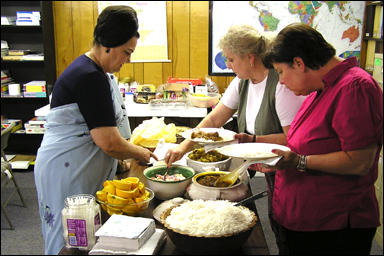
top-left (214, 159), bottom-right (253, 187)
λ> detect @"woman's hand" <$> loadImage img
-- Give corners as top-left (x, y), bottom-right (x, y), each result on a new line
top-left (262, 149), bottom-right (299, 171)
top-left (117, 159), bottom-right (132, 173)
top-left (136, 147), bottom-right (158, 165)
top-left (164, 144), bottom-right (189, 169)
top-left (234, 133), bottom-right (254, 143)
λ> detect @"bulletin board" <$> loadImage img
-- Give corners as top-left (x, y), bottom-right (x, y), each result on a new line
top-left (209, 1), bottom-right (365, 76)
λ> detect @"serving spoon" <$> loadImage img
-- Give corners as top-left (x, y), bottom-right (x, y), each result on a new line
top-left (214, 159), bottom-right (253, 187)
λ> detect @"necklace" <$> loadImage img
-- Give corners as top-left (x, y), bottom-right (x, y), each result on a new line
top-left (87, 51), bottom-right (105, 74)
top-left (251, 69), bottom-right (269, 84)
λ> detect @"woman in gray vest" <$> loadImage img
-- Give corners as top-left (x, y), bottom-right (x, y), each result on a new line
top-left (165, 24), bottom-right (306, 254)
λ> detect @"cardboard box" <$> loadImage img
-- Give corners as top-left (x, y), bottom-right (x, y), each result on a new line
top-left (167, 77), bottom-right (202, 85)
top-left (159, 83), bottom-right (188, 100)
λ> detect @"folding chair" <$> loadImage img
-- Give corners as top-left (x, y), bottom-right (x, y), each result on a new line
top-left (1, 122), bottom-right (26, 229)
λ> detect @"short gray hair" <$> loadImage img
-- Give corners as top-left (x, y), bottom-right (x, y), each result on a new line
top-left (218, 24), bottom-right (276, 59)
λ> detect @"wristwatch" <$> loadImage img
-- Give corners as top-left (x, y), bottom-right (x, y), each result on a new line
top-left (297, 155), bottom-right (307, 172)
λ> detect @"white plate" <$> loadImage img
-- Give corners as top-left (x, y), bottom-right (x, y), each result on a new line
top-left (181, 128), bottom-right (236, 143)
top-left (216, 143), bottom-right (291, 160)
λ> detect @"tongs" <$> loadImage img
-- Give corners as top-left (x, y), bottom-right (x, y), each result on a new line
top-left (233, 190), bottom-right (268, 206)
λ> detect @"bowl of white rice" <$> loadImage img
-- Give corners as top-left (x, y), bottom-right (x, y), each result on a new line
top-left (160, 200), bottom-right (257, 255)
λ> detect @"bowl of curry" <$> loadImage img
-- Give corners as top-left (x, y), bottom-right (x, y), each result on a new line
top-left (185, 171), bottom-right (249, 202)
top-left (186, 148), bottom-right (232, 173)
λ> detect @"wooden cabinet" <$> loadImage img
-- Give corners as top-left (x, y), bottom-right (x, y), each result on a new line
top-left (1, 1), bottom-right (56, 154)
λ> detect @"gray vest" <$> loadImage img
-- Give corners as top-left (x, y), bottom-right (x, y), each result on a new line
top-left (237, 69), bottom-right (283, 135)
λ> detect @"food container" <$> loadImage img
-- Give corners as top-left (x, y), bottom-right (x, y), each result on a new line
top-left (143, 165), bottom-right (195, 200)
top-left (189, 92), bottom-right (221, 108)
top-left (152, 197), bottom-right (190, 222)
top-left (133, 91), bottom-right (156, 104)
top-left (61, 194), bottom-right (101, 251)
top-left (160, 201), bottom-right (257, 255)
top-left (148, 99), bottom-right (188, 110)
top-left (186, 171), bottom-right (249, 202)
top-left (96, 188), bottom-right (154, 216)
top-left (186, 149), bottom-right (232, 173)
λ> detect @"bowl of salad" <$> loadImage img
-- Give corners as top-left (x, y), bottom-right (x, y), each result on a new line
top-left (143, 165), bottom-right (195, 200)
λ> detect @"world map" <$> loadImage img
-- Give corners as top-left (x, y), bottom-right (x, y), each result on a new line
top-left (98, 1), bottom-right (168, 62)
top-left (211, 1), bottom-right (365, 74)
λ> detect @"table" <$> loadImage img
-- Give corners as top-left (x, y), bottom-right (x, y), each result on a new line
top-left (59, 161), bottom-right (270, 255)
top-left (124, 98), bottom-right (208, 132)
top-left (33, 102), bottom-right (207, 132)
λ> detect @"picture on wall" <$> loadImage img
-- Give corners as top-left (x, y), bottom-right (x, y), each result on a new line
top-left (209, 1), bottom-right (365, 76)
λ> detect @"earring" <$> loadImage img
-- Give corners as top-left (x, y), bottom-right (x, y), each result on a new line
top-left (250, 63), bottom-right (254, 68)
top-left (105, 48), bottom-right (110, 53)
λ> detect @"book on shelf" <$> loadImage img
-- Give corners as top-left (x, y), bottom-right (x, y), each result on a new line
top-left (25, 124), bottom-right (46, 134)
top-left (89, 229), bottom-right (166, 255)
top-left (2, 54), bottom-right (44, 61)
top-left (28, 116), bottom-right (46, 125)
top-left (23, 80), bottom-right (46, 93)
top-left (16, 11), bottom-right (40, 26)
top-left (9, 155), bottom-right (36, 170)
top-left (25, 117), bottom-right (46, 134)
top-left (24, 80), bottom-right (46, 86)
top-left (23, 92), bottom-right (46, 98)
top-left (1, 16), bottom-right (16, 26)
top-left (2, 55), bottom-right (23, 61)
top-left (95, 214), bottom-right (156, 251)
top-left (1, 84), bottom-right (8, 94)
top-left (8, 50), bottom-right (31, 56)
top-left (20, 53), bottom-right (44, 61)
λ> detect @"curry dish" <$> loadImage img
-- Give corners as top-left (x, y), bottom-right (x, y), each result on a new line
top-left (191, 130), bottom-right (223, 142)
top-left (197, 174), bottom-right (239, 188)
top-left (188, 148), bottom-right (229, 162)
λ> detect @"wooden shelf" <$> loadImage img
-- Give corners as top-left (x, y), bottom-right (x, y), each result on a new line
top-left (363, 37), bottom-right (383, 41)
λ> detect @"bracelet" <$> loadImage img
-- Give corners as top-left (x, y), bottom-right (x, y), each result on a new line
top-left (252, 134), bottom-right (256, 142)
top-left (297, 155), bottom-right (307, 172)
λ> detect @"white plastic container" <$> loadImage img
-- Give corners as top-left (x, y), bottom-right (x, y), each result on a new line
top-left (61, 194), bottom-right (101, 251)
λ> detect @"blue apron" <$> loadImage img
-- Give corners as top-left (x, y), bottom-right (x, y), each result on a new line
top-left (34, 74), bottom-right (130, 255)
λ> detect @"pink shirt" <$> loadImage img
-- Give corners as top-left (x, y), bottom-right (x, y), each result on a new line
top-left (273, 57), bottom-right (383, 231)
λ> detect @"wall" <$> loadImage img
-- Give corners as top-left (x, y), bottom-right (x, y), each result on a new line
top-left (52, 1), bottom-right (234, 93)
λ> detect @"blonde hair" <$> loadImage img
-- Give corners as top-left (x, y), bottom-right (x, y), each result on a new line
top-left (218, 24), bottom-right (276, 59)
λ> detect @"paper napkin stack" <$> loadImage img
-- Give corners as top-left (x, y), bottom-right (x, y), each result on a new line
top-left (89, 215), bottom-right (166, 255)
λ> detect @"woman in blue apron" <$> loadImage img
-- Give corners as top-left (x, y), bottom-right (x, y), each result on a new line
top-left (34, 6), bottom-right (157, 254)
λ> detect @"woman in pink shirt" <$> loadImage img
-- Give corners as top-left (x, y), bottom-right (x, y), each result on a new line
top-left (262, 23), bottom-right (383, 255)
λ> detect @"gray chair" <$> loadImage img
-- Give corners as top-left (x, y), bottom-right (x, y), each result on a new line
top-left (1, 122), bottom-right (26, 229)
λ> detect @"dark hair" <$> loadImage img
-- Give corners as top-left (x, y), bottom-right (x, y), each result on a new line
top-left (93, 5), bottom-right (140, 48)
top-left (263, 23), bottom-right (336, 70)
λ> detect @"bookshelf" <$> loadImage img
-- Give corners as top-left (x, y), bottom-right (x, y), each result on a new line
top-left (1, 1), bottom-right (56, 154)
top-left (360, 1), bottom-right (383, 73)
top-left (361, 2), bottom-right (384, 250)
